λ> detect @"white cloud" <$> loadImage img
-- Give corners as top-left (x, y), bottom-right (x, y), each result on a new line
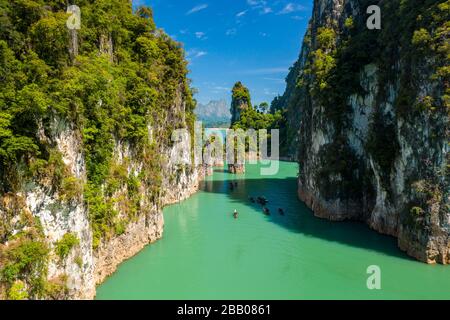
top-left (194, 51), bottom-right (207, 58)
top-left (260, 7), bottom-right (273, 14)
top-left (278, 3), bottom-right (306, 15)
top-left (195, 31), bottom-right (207, 39)
top-left (263, 88), bottom-right (278, 95)
top-left (247, 0), bottom-right (262, 5)
top-left (186, 49), bottom-right (208, 59)
top-left (246, 0), bottom-right (272, 15)
top-left (236, 10), bottom-right (247, 17)
top-left (186, 4), bottom-right (208, 15)
top-left (213, 86), bottom-right (229, 91)
top-left (246, 0), bottom-right (268, 6)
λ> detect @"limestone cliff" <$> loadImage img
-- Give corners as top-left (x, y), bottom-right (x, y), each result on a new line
top-left (279, 0), bottom-right (449, 263)
top-left (230, 82), bottom-right (252, 125)
top-left (0, 1), bottom-right (202, 299)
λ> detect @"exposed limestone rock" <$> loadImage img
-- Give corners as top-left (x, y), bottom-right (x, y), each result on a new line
top-left (230, 82), bottom-right (251, 125)
top-left (283, 0), bottom-right (449, 263)
top-left (0, 87), bottom-right (204, 299)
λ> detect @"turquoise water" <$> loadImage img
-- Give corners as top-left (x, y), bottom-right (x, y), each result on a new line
top-left (96, 162), bottom-right (450, 300)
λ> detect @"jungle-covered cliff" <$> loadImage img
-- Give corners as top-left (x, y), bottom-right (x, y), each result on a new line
top-left (0, 0), bottom-right (201, 299)
top-left (277, 0), bottom-right (449, 263)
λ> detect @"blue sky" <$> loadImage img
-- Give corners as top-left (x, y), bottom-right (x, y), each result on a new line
top-left (135, 0), bottom-right (313, 105)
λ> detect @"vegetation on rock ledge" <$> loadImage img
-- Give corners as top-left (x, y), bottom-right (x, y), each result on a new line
top-left (0, 0), bottom-right (196, 298)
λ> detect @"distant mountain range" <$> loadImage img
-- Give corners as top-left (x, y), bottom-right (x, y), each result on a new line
top-left (195, 100), bottom-right (231, 127)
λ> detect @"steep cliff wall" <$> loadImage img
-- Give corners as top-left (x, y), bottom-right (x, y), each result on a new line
top-left (0, 1), bottom-right (202, 299)
top-left (93, 137), bottom-right (204, 288)
top-left (230, 82), bottom-right (252, 125)
top-left (280, 0), bottom-right (449, 263)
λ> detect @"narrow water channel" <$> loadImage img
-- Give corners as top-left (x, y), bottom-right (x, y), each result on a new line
top-left (96, 162), bottom-right (450, 300)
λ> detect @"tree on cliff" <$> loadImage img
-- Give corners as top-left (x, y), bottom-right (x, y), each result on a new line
top-left (257, 102), bottom-right (269, 114)
top-left (230, 83), bottom-right (284, 131)
top-left (276, 0), bottom-right (449, 263)
top-left (0, 0), bottom-right (195, 299)
top-left (230, 82), bottom-right (252, 125)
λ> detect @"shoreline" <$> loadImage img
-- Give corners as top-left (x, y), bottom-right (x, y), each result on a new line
top-left (92, 165), bottom-right (208, 299)
top-left (94, 160), bottom-right (300, 298)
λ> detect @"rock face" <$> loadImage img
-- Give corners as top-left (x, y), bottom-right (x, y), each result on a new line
top-left (25, 119), bottom-right (95, 299)
top-left (280, 0), bottom-right (449, 263)
top-left (230, 98), bottom-right (249, 125)
top-left (92, 140), bottom-right (204, 289)
top-left (1, 108), bottom-right (203, 300)
top-left (230, 82), bottom-right (252, 125)
top-left (0, 1), bottom-right (203, 299)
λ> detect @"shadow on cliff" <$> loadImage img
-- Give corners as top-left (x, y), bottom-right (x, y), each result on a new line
top-left (199, 175), bottom-right (414, 262)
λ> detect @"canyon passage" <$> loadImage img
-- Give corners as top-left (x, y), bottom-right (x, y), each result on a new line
top-left (96, 162), bottom-right (450, 299)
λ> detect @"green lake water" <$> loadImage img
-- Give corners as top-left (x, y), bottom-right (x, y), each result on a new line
top-left (96, 162), bottom-right (450, 300)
